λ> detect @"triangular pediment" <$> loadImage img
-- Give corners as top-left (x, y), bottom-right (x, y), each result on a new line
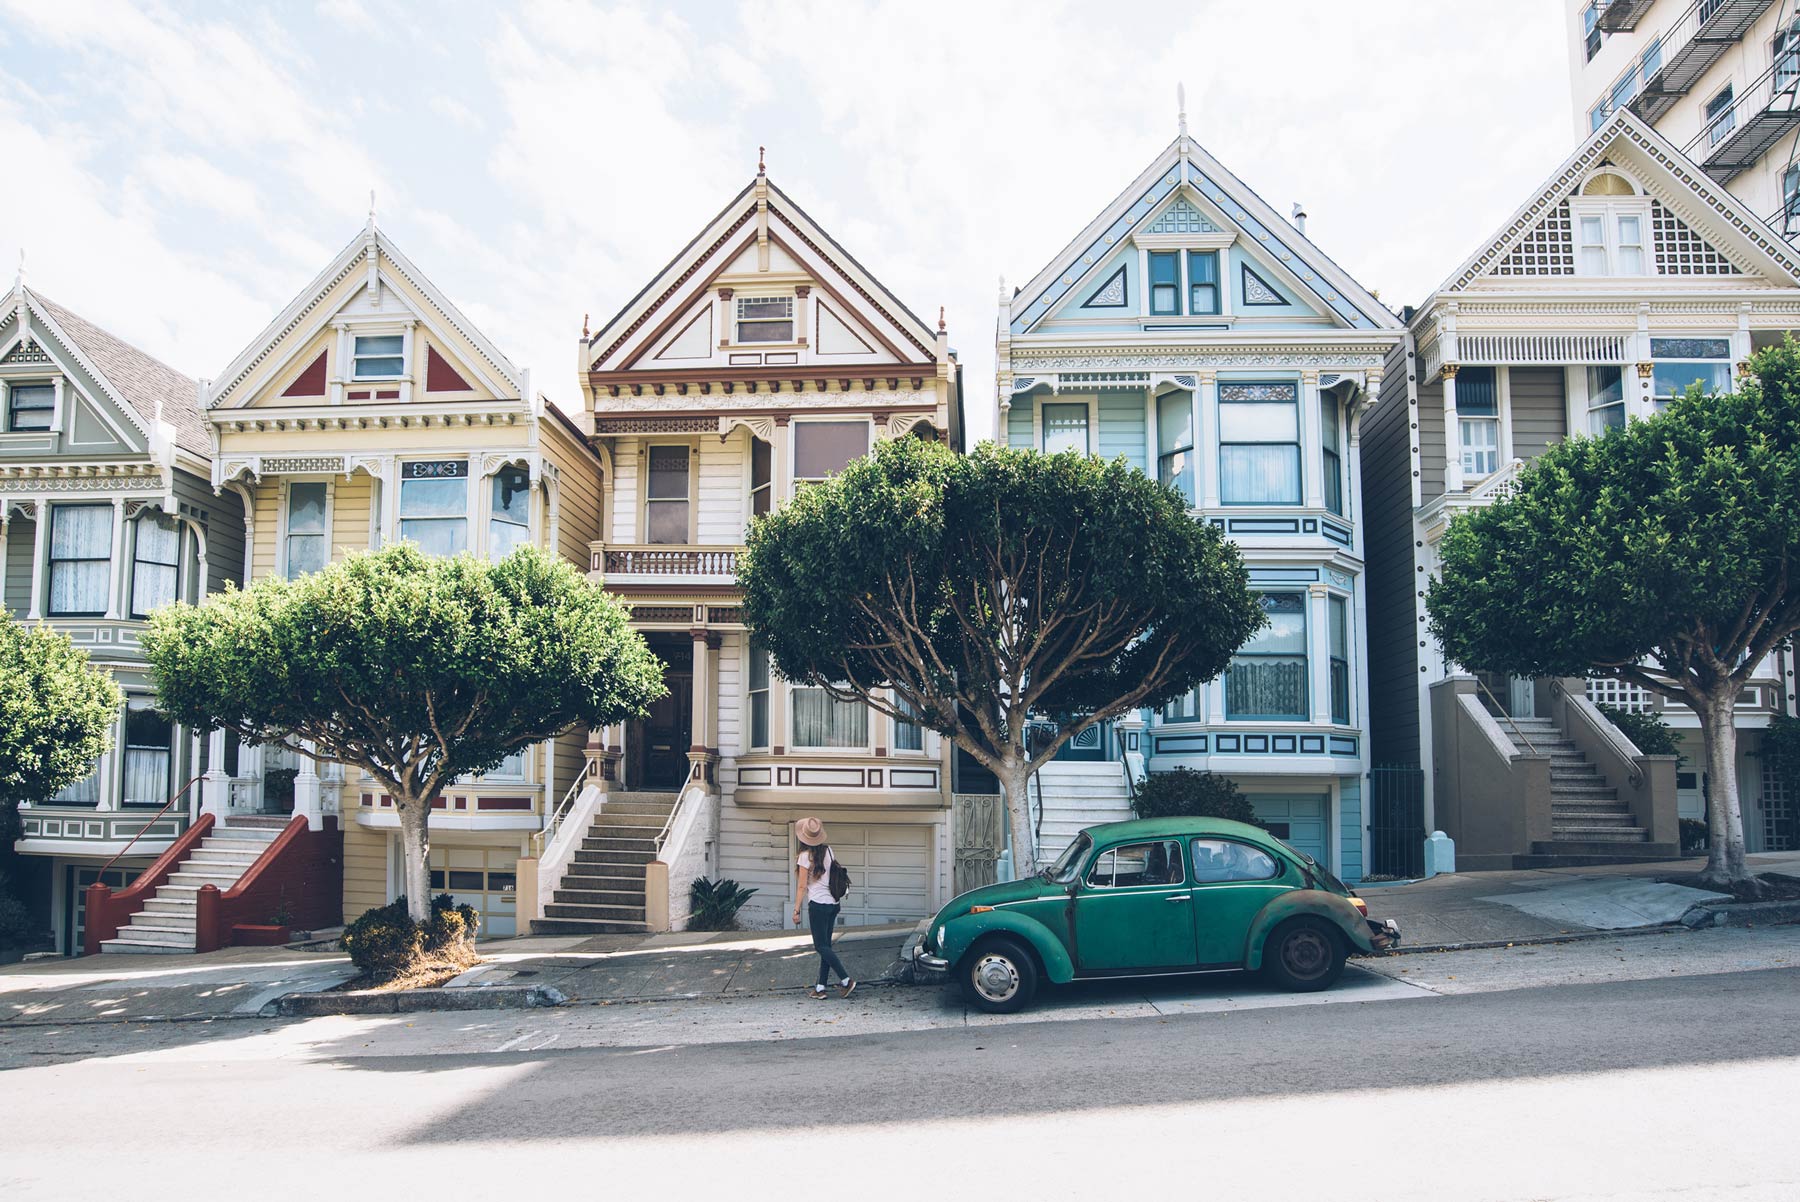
top-left (1440, 111), bottom-right (1800, 295)
top-left (588, 174), bottom-right (940, 374)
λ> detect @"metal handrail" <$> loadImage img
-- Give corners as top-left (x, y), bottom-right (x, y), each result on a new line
top-left (653, 760), bottom-right (706, 853)
top-left (1473, 678), bottom-right (1540, 755)
top-left (95, 773), bottom-right (205, 879)
top-left (532, 767), bottom-right (592, 858)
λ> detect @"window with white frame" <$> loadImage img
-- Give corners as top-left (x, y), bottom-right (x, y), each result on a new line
top-left (1162, 686), bottom-right (1200, 723)
top-left (1041, 403), bottom-right (1090, 455)
top-left (1156, 391), bottom-right (1196, 504)
top-left (1457, 367), bottom-right (1500, 477)
top-left (1650, 338), bottom-right (1732, 411)
top-left (52, 757), bottom-right (101, 806)
top-left (644, 445), bottom-right (691, 544)
top-left (749, 437), bottom-right (773, 519)
top-left (793, 421), bottom-right (870, 485)
top-left (1573, 175), bottom-right (1649, 276)
top-left (735, 296), bottom-right (794, 343)
top-left (130, 512), bottom-right (181, 618)
top-left (48, 504), bottom-right (113, 617)
top-left (6, 382), bottom-right (53, 432)
top-left (485, 748), bottom-right (526, 780)
top-left (893, 694), bottom-right (924, 752)
top-left (488, 466), bottom-right (531, 561)
top-left (1785, 166), bottom-right (1800, 233)
top-left (1225, 593), bottom-right (1308, 721)
top-left (748, 646), bottom-right (771, 748)
top-left (791, 685), bottom-right (867, 749)
top-left (121, 699), bottom-right (173, 806)
top-left (1705, 84), bottom-right (1736, 146)
top-left (1219, 383), bottom-right (1300, 505)
top-left (1321, 392), bottom-right (1343, 516)
top-left (1187, 250), bottom-right (1220, 315)
top-left (1775, 18), bottom-right (1800, 89)
top-left (285, 482), bottom-right (327, 578)
top-left (1582, 1), bottom-right (1600, 59)
top-left (1147, 249), bottom-right (1220, 317)
top-left (1329, 594), bottom-right (1350, 726)
top-left (399, 460), bottom-right (470, 556)
top-left (1587, 365), bottom-right (1626, 434)
top-left (352, 334), bottom-right (405, 379)
top-left (1148, 251), bottom-right (1180, 315)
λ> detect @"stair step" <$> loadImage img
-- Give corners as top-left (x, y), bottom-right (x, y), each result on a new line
top-left (1550, 826), bottom-right (1648, 841)
top-left (202, 837), bottom-right (279, 852)
top-left (574, 850), bottom-right (652, 867)
top-left (1523, 841), bottom-right (1680, 864)
top-left (545, 902), bottom-right (647, 921)
top-left (112, 925), bottom-right (198, 944)
top-left (595, 801), bottom-right (677, 817)
top-left (530, 917), bottom-right (649, 935)
top-left (99, 938), bottom-right (197, 955)
top-left (582, 836), bottom-right (657, 852)
top-left (553, 889), bottom-right (645, 907)
top-left (168, 871), bottom-right (243, 887)
top-left (124, 918), bottom-right (197, 934)
top-left (142, 899), bottom-right (196, 916)
top-left (602, 792), bottom-right (680, 805)
top-left (591, 812), bottom-right (666, 829)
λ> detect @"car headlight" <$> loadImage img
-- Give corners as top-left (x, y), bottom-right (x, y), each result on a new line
top-left (936, 925), bottom-right (946, 949)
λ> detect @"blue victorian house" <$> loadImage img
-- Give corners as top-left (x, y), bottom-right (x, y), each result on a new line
top-left (995, 112), bottom-right (1403, 882)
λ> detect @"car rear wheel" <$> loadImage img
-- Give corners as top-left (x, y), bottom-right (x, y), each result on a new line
top-left (1262, 917), bottom-right (1346, 992)
top-left (959, 937), bottom-right (1039, 1014)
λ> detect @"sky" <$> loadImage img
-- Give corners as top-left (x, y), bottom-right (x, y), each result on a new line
top-left (0, 0), bottom-right (1576, 442)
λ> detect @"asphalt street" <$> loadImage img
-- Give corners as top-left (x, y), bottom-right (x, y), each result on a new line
top-left (2, 928), bottom-right (1796, 1202)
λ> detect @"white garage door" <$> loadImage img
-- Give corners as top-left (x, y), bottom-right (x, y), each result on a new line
top-left (429, 846), bottom-right (518, 937)
top-left (1249, 795), bottom-right (1329, 869)
top-left (828, 823), bottom-right (933, 925)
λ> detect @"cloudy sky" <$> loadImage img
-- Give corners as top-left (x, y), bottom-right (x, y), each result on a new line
top-left (0, 0), bottom-right (1574, 440)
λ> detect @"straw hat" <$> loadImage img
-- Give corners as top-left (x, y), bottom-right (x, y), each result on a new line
top-left (795, 817), bottom-right (828, 846)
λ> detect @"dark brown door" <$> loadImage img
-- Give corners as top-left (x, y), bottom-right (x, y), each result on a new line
top-left (643, 670), bottom-right (693, 789)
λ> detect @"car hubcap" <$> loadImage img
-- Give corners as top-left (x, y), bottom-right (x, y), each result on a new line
top-left (972, 953), bottom-right (1020, 1002)
top-left (1283, 930), bottom-right (1331, 979)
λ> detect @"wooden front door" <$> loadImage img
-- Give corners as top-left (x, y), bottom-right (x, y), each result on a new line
top-left (642, 669), bottom-right (693, 789)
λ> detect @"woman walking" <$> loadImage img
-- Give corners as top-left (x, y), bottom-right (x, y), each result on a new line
top-left (793, 817), bottom-right (856, 1000)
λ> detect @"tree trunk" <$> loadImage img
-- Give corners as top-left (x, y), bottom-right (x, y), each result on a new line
top-left (395, 794), bottom-right (433, 923)
top-left (1695, 691), bottom-right (1752, 886)
top-left (1000, 756), bottom-right (1038, 878)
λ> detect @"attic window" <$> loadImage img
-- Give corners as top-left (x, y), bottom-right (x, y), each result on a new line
top-left (6, 382), bottom-right (54, 432)
top-left (352, 334), bottom-right (405, 379)
top-left (736, 296), bottom-right (794, 343)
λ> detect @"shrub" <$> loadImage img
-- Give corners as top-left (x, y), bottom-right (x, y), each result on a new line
top-left (1595, 703), bottom-right (1682, 761)
top-left (0, 888), bottom-right (42, 949)
top-left (424, 892), bottom-right (479, 951)
top-left (1680, 818), bottom-right (1710, 854)
top-left (688, 877), bottom-right (757, 931)
top-left (340, 894), bottom-right (479, 981)
top-left (1130, 768), bottom-right (1265, 827)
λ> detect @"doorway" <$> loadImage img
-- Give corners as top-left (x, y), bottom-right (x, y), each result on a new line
top-left (629, 636), bottom-right (693, 790)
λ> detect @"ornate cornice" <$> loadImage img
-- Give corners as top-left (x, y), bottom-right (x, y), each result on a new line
top-left (1012, 350), bottom-right (1388, 371)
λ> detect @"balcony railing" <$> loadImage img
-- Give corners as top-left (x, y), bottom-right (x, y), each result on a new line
top-left (1632, 0), bottom-right (1776, 123)
top-left (1685, 51), bottom-right (1800, 179)
top-left (1598, 0), bottom-right (1657, 33)
top-left (587, 542), bottom-right (742, 579)
top-left (1767, 197), bottom-right (1800, 239)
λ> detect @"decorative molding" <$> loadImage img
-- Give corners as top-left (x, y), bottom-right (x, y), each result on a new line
top-left (596, 390), bottom-right (932, 414)
top-left (594, 210), bottom-right (758, 366)
top-left (594, 416), bottom-right (723, 435)
top-left (719, 414), bottom-right (776, 442)
top-left (479, 451), bottom-right (531, 478)
top-left (1241, 264), bottom-right (1286, 305)
top-left (1013, 351), bottom-right (1388, 371)
top-left (1081, 266), bottom-right (1128, 309)
top-left (263, 455), bottom-right (345, 475)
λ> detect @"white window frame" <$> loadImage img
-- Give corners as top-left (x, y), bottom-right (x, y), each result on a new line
top-left (788, 682), bottom-right (870, 752)
top-left (350, 329), bottom-right (409, 381)
top-left (1039, 399), bottom-right (1094, 456)
top-left (129, 510), bottom-right (184, 619)
top-left (1649, 337), bottom-right (1734, 412)
top-left (791, 418), bottom-right (873, 487)
top-left (280, 478), bottom-right (334, 579)
top-left (734, 295), bottom-right (796, 345)
top-left (642, 441), bottom-right (696, 544)
top-left (1134, 227), bottom-right (1236, 323)
top-left (396, 460), bottom-right (471, 557)
top-left (486, 464), bottom-right (533, 562)
top-left (747, 646), bottom-right (771, 750)
top-left (5, 379), bottom-right (55, 433)
top-left (1570, 200), bottom-right (1653, 277)
top-left (1704, 83), bottom-right (1736, 146)
top-left (892, 692), bottom-right (925, 754)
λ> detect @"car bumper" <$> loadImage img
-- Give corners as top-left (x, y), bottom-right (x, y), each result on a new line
top-left (908, 935), bottom-right (950, 982)
top-left (1366, 917), bottom-right (1401, 951)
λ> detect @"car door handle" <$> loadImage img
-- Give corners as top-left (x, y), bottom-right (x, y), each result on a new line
top-left (1166, 894), bottom-right (1190, 904)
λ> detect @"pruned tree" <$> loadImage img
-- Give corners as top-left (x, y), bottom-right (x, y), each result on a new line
top-left (143, 544), bottom-right (665, 920)
top-left (0, 615), bottom-right (123, 824)
top-left (740, 436), bottom-right (1264, 875)
top-left (1428, 341), bottom-right (1800, 888)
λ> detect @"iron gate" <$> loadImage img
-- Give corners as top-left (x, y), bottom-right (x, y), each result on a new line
top-left (1366, 764), bottom-right (1425, 878)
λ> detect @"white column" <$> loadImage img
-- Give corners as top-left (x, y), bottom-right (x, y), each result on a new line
top-left (0, 509), bottom-right (9, 614)
top-left (1301, 370), bottom-right (1324, 509)
top-left (1206, 675), bottom-right (1227, 726)
top-left (294, 740), bottom-right (323, 831)
top-left (773, 418), bottom-right (793, 507)
top-left (202, 727), bottom-right (230, 822)
top-left (1442, 366), bottom-right (1464, 493)
top-left (104, 497), bottom-right (127, 620)
top-left (27, 500), bottom-right (49, 619)
top-left (1197, 371), bottom-right (1220, 510)
top-left (1308, 583), bottom-right (1331, 724)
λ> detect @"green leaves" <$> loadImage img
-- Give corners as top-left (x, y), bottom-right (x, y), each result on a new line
top-left (142, 543), bottom-right (665, 796)
top-left (0, 617), bottom-right (123, 808)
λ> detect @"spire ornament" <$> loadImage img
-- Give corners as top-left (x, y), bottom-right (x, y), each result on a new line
top-left (1177, 83), bottom-right (1188, 138)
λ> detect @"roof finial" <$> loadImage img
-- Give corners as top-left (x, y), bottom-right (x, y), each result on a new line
top-left (582, 312), bottom-right (590, 338)
top-left (368, 189), bottom-right (377, 228)
top-left (1177, 83), bottom-right (1187, 138)
top-left (13, 248), bottom-right (22, 291)
top-left (758, 145), bottom-right (766, 174)
top-left (938, 305), bottom-right (946, 334)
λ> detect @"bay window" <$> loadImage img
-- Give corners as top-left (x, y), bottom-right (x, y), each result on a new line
top-left (1041, 403), bottom-right (1090, 455)
top-left (285, 482), bottom-right (327, 578)
top-left (488, 466), bottom-right (531, 561)
top-left (1650, 338), bottom-right (1732, 411)
top-left (750, 437), bottom-right (772, 518)
top-left (399, 461), bottom-right (470, 556)
top-left (1219, 383), bottom-right (1300, 505)
top-left (1162, 687), bottom-right (1200, 723)
top-left (749, 646), bottom-right (770, 748)
top-left (52, 759), bottom-right (101, 806)
top-left (1225, 593), bottom-right (1307, 721)
top-left (122, 700), bottom-right (173, 806)
top-left (1457, 367), bottom-right (1500, 477)
top-left (1321, 392), bottom-right (1343, 515)
top-left (1329, 595), bottom-right (1350, 725)
top-left (1156, 391), bottom-right (1196, 504)
top-left (792, 686), bottom-right (867, 749)
top-left (1586, 366), bottom-right (1626, 434)
top-left (48, 504), bottom-right (112, 617)
top-left (130, 512), bottom-right (181, 617)
top-left (793, 420), bottom-right (870, 485)
top-left (894, 695), bottom-right (924, 752)
top-left (7, 382), bottom-right (53, 432)
top-left (352, 334), bottom-right (405, 379)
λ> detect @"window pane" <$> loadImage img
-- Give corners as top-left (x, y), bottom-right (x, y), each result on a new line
top-left (398, 517), bottom-right (468, 556)
top-left (1462, 419), bottom-right (1499, 475)
top-left (53, 760), bottom-right (101, 805)
top-left (49, 506), bottom-right (113, 616)
top-left (1041, 404), bottom-right (1089, 455)
top-left (492, 467), bottom-right (530, 524)
top-left (123, 703), bottom-right (173, 806)
top-left (1456, 367), bottom-right (1498, 416)
top-left (1149, 252), bottom-right (1179, 315)
top-left (1218, 401), bottom-right (1299, 442)
top-left (287, 482), bottom-right (327, 533)
top-left (286, 533), bottom-right (325, 578)
top-left (1187, 251), bottom-right (1219, 315)
top-left (1587, 365), bottom-right (1623, 407)
top-left (52, 505), bottom-right (111, 557)
top-left (399, 476), bottom-right (466, 518)
top-left (1653, 361), bottom-right (1732, 401)
top-left (1158, 393), bottom-right (1194, 453)
top-left (751, 438), bottom-right (772, 489)
top-left (646, 446), bottom-right (690, 499)
top-left (792, 687), bottom-right (867, 748)
top-left (1245, 593), bottom-right (1307, 654)
top-left (749, 646), bottom-right (770, 690)
top-left (894, 696), bottom-right (924, 751)
top-left (793, 422), bottom-right (869, 479)
top-left (1329, 596), bottom-right (1350, 725)
top-left (1320, 395), bottom-right (1341, 453)
top-left (1087, 840), bottom-right (1183, 888)
top-left (645, 501), bottom-right (688, 544)
top-left (750, 693), bottom-right (769, 748)
top-left (355, 335), bottom-right (403, 355)
top-left (1219, 445), bottom-right (1300, 504)
top-left (132, 516), bottom-right (180, 616)
top-left (488, 518), bottom-right (530, 561)
top-left (1225, 656), bottom-right (1308, 719)
top-left (1190, 839), bottom-right (1278, 883)
top-left (8, 383), bottom-right (53, 431)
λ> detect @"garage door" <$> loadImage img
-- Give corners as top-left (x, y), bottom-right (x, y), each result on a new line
top-left (428, 846), bottom-right (518, 937)
top-left (1249, 795), bottom-right (1329, 869)
top-left (827, 824), bottom-right (933, 925)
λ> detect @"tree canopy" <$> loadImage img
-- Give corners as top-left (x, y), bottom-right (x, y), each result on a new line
top-left (0, 616), bottom-right (122, 812)
top-left (740, 435), bottom-right (1264, 872)
top-left (144, 543), bottom-right (665, 917)
top-left (1428, 341), bottom-right (1800, 884)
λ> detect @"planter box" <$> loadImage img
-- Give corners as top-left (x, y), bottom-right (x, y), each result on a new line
top-left (231, 924), bottom-right (292, 947)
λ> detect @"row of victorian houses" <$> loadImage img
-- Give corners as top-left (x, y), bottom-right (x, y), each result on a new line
top-left (5, 106), bottom-right (1797, 955)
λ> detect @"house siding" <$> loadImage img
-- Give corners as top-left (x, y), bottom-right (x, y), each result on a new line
top-left (4, 515), bottom-right (33, 616)
top-left (1361, 352), bottom-right (1421, 770)
top-left (1509, 366), bottom-right (1566, 462)
top-left (697, 435), bottom-right (746, 545)
top-left (1417, 378), bottom-right (1445, 502)
top-left (1097, 391), bottom-right (1146, 471)
top-left (1339, 774), bottom-right (1363, 882)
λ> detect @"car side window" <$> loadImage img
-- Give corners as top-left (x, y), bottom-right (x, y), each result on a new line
top-left (1190, 839), bottom-right (1279, 884)
top-left (1086, 840), bottom-right (1185, 888)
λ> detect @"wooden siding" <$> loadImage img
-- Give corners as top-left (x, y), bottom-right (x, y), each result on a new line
top-left (696, 435), bottom-right (746, 545)
top-left (4, 516), bottom-right (33, 616)
top-left (1417, 378), bottom-right (1445, 502)
top-left (340, 820), bottom-right (387, 920)
top-left (716, 635), bottom-right (742, 755)
top-left (1339, 775), bottom-right (1363, 882)
top-left (1361, 349), bottom-right (1422, 770)
top-left (1509, 367), bottom-right (1566, 463)
top-left (330, 475), bottom-right (372, 562)
top-left (171, 467), bottom-right (244, 595)
top-left (1097, 391), bottom-right (1146, 471)
top-left (610, 437), bottom-right (640, 543)
top-left (539, 414), bottom-right (603, 569)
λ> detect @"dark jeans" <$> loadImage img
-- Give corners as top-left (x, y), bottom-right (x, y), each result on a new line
top-left (808, 900), bottom-right (849, 987)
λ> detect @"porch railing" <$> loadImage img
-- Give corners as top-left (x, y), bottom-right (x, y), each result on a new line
top-left (588, 543), bottom-right (742, 576)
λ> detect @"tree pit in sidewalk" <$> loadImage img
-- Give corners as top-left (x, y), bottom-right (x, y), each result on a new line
top-left (1659, 872), bottom-right (1800, 904)
top-left (338, 894), bottom-right (482, 990)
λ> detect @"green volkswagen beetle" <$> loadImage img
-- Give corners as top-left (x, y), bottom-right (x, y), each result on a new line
top-left (912, 816), bottom-right (1399, 1013)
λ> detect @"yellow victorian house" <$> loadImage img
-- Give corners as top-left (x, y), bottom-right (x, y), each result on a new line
top-left (202, 215), bottom-right (603, 935)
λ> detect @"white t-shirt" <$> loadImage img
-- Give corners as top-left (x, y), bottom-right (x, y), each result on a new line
top-left (797, 848), bottom-right (837, 905)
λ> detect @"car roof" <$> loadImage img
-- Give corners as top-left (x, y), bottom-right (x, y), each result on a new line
top-left (1081, 816), bottom-right (1280, 845)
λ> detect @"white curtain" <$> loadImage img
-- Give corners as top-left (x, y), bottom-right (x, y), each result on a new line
top-left (122, 704), bottom-right (173, 805)
top-left (792, 687), bottom-right (867, 748)
top-left (53, 761), bottom-right (101, 806)
top-left (48, 505), bottom-right (112, 615)
top-left (131, 515), bottom-right (180, 615)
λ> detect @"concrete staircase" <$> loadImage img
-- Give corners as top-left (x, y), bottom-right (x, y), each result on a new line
top-left (1502, 716), bottom-right (1678, 864)
top-left (98, 821), bottom-right (283, 954)
top-left (1031, 761), bottom-right (1133, 865)
top-left (533, 791), bottom-right (677, 935)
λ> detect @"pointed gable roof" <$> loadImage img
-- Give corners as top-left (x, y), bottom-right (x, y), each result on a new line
top-left (1, 284), bottom-right (207, 457)
top-left (585, 171), bottom-right (941, 373)
top-left (1007, 133), bottom-right (1400, 334)
top-left (1429, 110), bottom-right (1800, 298)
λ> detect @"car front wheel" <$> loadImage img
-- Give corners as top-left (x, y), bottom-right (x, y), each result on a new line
top-left (959, 937), bottom-right (1039, 1014)
top-left (1262, 917), bottom-right (1346, 992)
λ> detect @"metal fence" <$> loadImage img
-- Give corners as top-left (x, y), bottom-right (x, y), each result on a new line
top-left (1366, 765), bottom-right (1426, 879)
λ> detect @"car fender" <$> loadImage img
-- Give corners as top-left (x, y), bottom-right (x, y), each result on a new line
top-left (941, 910), bottom-right (1076, 984)
top-left (1244, 890), bottom-right (1376, 969)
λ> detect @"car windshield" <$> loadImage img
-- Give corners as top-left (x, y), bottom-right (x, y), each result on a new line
top-left (1042, 832), bottom-right (1092, 884)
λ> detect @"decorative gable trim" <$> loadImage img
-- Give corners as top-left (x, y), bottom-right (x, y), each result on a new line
top-left (425, 344), bottom-right (475, 393)
top-left (14, 294), bottom-right (151, 448)
top-left (595, 208), bottom-right (757, 366)
top-left (281, 351), bottom-right (329, 397)
top-left (1145, 196), bottom-right (1217, 235)
top-left (768, 212), bottom-right (933, 361)
top-left (1241, 265), bottom-right (1287, 306)
top-left (1082, 266), bottom-right (1129, 309)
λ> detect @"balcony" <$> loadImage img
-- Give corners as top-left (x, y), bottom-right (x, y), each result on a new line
top-left (1598, 0), bottom-right (1657, 32)
top-left (1686, 54), bottom-right (1800, 179)
top-left (586, 542), bottom-right (742, 587)
top-left (1632, 0), bottom-right (1775, 123)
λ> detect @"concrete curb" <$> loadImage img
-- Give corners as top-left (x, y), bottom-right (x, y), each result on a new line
top-left (264, 984), bottom-right (567, 1017)
top-left (1681, 899), bottom-right (1800, 929)
top-left (1369, 923), bottom-right (1688, 957)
